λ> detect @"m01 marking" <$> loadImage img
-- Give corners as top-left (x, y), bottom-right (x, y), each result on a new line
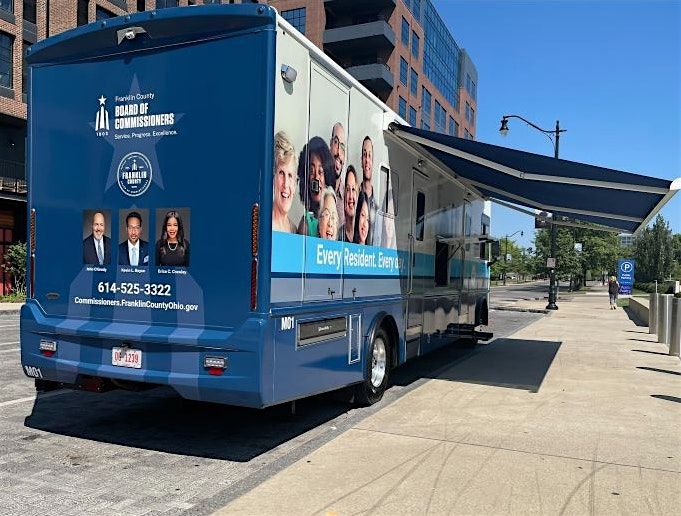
top-left (281, 316), bottom-right (295, 331)
top-left (24, 366), bottom-right (43, 379)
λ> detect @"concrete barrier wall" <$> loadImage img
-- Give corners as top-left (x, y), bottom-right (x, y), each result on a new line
top-left (629, 298), bottom-right (649, 326)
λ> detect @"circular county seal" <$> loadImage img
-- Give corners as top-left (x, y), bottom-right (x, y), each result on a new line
top-left (117, 152), bottom-right (153, 197)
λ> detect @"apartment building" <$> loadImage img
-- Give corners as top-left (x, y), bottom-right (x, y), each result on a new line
top-left (0, 0), bottom-right (476, 292)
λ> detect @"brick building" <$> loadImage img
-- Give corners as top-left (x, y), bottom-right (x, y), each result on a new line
top-left (0, 0), bottom-right (476, 293)
top-left (267, 0), bottom-right (477, 138)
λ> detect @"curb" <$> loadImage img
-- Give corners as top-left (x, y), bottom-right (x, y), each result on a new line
top-left (490, 305), bottom-right (550, 314)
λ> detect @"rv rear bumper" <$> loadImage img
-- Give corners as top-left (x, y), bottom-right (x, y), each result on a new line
top-left (19, 302), bottom-right (270, 408)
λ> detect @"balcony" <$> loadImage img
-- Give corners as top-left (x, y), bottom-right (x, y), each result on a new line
top-left (324, 20), bottom-right (395, 56)
top-left (324, 0), bottom-right (397, 15)
top-left (346, 62), bottom-right (394, 100)
top-left (0, 159), bottom-right (26, 197)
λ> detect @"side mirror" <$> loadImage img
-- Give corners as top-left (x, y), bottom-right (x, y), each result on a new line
top-left (487, 240), bottom-right (500, 267)
top-left (491, 240), bottom-right (500, 260)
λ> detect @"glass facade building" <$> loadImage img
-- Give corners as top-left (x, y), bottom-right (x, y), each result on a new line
top-left (422, 0), bottom-right (460, 110)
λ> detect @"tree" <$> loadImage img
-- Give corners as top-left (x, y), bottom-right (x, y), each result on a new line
top-left (2, 242), bottom-right (26, 295)
top-left (634, 215), bottom-right (674, 282)
top-left (534, 227), bottom-right (581, 286)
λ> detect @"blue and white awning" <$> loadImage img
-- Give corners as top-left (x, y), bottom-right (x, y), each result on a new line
top-left (391, 124), bottom-right (679, 234)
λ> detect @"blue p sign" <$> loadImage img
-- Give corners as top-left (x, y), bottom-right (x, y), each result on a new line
top-left (617, 259), bottom-right (635, 295)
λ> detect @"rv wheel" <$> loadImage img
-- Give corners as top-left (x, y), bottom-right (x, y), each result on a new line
top-left (354, 328), bottom-right (390, 406)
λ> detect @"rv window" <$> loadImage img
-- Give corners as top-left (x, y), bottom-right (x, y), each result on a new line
top-left (380, 167), bottom-right (399, 216)
top-left (435, 241), bottom-right (449, 287)
top-left (415, 191), bottom-right (425, 241)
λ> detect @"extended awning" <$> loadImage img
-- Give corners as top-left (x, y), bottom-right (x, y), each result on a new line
top-left (390, 124), bottom-right (680, 234)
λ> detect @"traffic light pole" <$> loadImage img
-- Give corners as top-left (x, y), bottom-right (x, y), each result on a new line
top-left (546, 120), bottom-right (561, 310)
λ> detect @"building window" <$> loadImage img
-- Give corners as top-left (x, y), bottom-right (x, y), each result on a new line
top-left (157, 0), bottom-right (179, 7)
top-left (421, 118), bottom-right (430, 131)
top-left (281, 7), bottom-right (306, 35)
top-left (398, 96), bottom-right (407, 119)
top-left (422, 87), bottom-right (431, 117)
top-left (408, 106), bottom-right (417, 126)
top-left (23, 1), bottom-right (37, 24)
top-left (434, 101), bottom-right (445, 133)
top-left (77, 0), bottom-right (88, 26)
top-left (0, 0), bottom-right (13, 15)
top-left (96, 7), bottom-right (115, 20)
top-left (401, 17), bottom-right (409, 46)
top-left (0, 33), bottom-right (13, 89)
top-left (422, 1), bottom-right (459, 110)
top-left (408, 0), bottom-right (422, 24)
top-left (400, 57), bottom-right (408, 86)
top-left (448, 116), bottom-right (458, 136)
top-left (410, 68), bottom-right (418, 96)
top-left (137, 0), bottom-right (145, 12)
top-left (465, 101), bottom-right (475, 124)
top-left (22, 40), bottom-right (29, 97)
top-left (411, 31), bottom-right (419, 59)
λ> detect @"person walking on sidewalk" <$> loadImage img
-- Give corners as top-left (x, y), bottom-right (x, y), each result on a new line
top-left (608, 275), bottom-right (620, 309)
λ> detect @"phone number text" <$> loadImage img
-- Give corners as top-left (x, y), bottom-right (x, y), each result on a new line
top-left (97, 282), bottom-right (172, 296)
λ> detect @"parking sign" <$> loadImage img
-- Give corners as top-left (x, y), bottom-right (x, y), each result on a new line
top-left (617, 259), bottom-right (635, 295)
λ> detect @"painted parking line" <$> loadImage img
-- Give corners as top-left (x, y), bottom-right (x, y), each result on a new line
top-left (0, 348), bottom-right (19, 354)
top-left (0, 341), bottom-right (20, 347)
top-left (0, 389), bottom-right (67, 409)
top-left (0, 324), bottom-right (19, 329)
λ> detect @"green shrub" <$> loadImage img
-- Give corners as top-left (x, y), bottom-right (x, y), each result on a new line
top-left (2, 242), bottom-right (26, 296)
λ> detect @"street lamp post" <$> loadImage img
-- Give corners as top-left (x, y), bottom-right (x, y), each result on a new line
top-left (503, 230), bottom-right (523, 286)
top-left (499, 115), bottom-right (566, 310)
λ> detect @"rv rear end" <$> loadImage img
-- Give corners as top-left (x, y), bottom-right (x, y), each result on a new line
top-left (20, 5), bottom-right (277, 407)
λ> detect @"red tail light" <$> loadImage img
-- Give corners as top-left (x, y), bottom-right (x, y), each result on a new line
top-left (251, 203), bottom-right (259, 256)
top-left (29, 208), bottom-right (36, 298)
top-left (250, 258), bottom-right (258, 311)
top-left (250, 203), bottom-right (259, 311)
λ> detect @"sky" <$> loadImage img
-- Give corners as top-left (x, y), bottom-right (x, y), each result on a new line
top-left (433, 0), bottom-right (681, 249)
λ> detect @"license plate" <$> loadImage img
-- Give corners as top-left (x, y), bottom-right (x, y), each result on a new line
top-left (111, 347), bottom-right (142, 369)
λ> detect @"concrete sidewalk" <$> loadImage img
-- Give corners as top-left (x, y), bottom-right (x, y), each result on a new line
top-left (0, 302), bottom-right (22, 314)
top-left (215, 295), bottom-right (681, 515)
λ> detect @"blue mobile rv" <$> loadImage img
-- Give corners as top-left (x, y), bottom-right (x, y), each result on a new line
top-left (21, 5), bottom-right (494, 407)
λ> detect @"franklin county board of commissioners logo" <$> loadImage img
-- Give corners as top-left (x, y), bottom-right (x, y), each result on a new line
top-left (95, 95), bottom-right (110, 136)
top-left (117, 152), bottom-right (153, 197)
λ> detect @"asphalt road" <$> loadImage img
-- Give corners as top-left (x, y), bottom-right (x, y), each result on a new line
top-left (0, 309), bottom-right (542, 516)
top-left (490, 280), bottom-right (551, 304)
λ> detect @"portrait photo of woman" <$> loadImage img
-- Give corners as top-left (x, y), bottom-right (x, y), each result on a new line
top-left (297, 136), bottom-right (334, 237)
top-left (317, 187), bottom-right (339, 241)
top-left (354, 191), bottom-right (371, 246)
top-left (272, 131), bottom-right (298, 233)
top-left (155, 209), bottom-right (190, 267)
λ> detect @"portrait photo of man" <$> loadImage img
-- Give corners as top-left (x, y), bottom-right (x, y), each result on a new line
top-left (118, 210), bottom-right (149, 266)
top-left (82, 210), bottom-right (111, 265)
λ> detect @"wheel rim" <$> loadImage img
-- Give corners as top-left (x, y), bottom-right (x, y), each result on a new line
top-left (370, 337), bottom-right (387, 388)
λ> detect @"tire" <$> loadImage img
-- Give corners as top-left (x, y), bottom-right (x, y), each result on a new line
top-left (353, 328), bottom-right (391, 406)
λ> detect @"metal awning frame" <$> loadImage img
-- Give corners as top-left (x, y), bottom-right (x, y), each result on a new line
top-left (390, 125), bottom-right (680, 235)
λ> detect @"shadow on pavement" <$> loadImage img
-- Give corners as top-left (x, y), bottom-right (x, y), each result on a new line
top-left (24, 344), bottom-right (482, 462)
top-left (631, 348), bottom-right (670, 356)
top-left (651, 394), bottom-right (681, 404)
top-left (397, 338), bottom-right (561, 393)
top-left (637, 366), bottom-right (681, 376)
top-left (623, 307), bottom-right (647, 327)
top-left (24, 387), bottom-right (356, 462)
top-left (624, 330), bottom-right (649, 334)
